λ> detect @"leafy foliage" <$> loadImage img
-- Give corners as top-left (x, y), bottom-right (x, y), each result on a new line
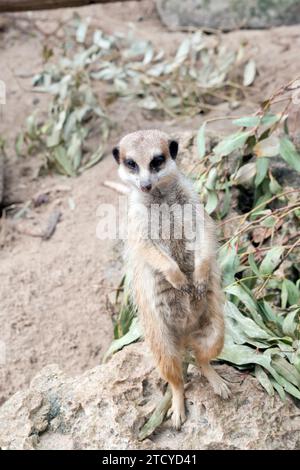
top-left (17, 16), bottom-right (251, 175)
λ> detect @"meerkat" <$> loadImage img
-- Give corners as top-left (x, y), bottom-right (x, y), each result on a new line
top-left (112, 129), bottom-right (230, 430)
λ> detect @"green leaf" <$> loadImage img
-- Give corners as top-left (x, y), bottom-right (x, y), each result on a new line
top-left (279, 137), bottom-right (300, 172)
top-left (271, 354), bottom-right (300, 389)
top-left (15, 132), bottom-right (24, 157)
top-left (270, 379), bottom-right (286, 400)
top-left (232, 114), bottom-right (280, 128)
top-left (225, 301), bottom-right (272, 342)
top-left (251, 192), bottom-right (272, 219)
top-left (173, 38), bottom-right (190, 66)
top-left (205, 168), bottom-right (218, 190)
top-left (46, 110), bottom-right (67, 148)
top-left (138, 386), bottom-right (172, 441)
top-left (282, 309), bottom-right (299, 337)
top-left (243, 59), bottom-right (256, 87)
top-left (103, 318), bottom-right (141, 363)
top-left (52, 146), bottom-right (75, 177)
top-left (259, 246), bottom-right (284, 276)
top-left (269, 174), bottom-right (281, 194)
top-left (219, 338), bottom-right (272, 370)
top-left (219, 244), bottom-right (239, 287)
top-left (197, 122), bottom-right (206, 159)
top-left (248, 253), bottom-right (260, 276)
top-left (282, 280), bottom-right (300, 307)
top-left (26, 114), bottom-right (38, 140)
top-left (281, 280), bottom-right (288, 309)
top-left (220, 182), bottom-right (231, 219)
top-left (67, 132), bottom-right (82, 171)
top-left (76, 19), bottom-right (89, 44)
top-left (274, 375), bottom-right (300, 399)
top-left (226, 285), bottom-right (278, 335)
top-left (232, 162), bottom-right (256, 185)
top-left (225, 284), bottom-right (258, 316)
top-left (255, 158), bottom-right (269, 187)
top-left (213, 131), bottom-right (250, 157)
top-left (80, 145), bottom-right (105, 171)
top-left (138, 96), bottom-right (158, 110)
top-left (220, 340), bottom-right (300, 400)
top-left (254, 135), bottom-right (280, 158)
top-left (255, 365), bottom-right (274, 396)
top-left (205, 190), bottom-right (218, 214)
top-left (261, 216), bottom-right (276, 228)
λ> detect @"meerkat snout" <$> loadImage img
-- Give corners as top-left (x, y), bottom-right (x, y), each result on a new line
top-left (112, 130), bottom-right (179, 194)
top-left (141, 182), bottom-right (152, 192)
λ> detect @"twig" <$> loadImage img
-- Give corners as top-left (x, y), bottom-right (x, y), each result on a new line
top-left (219, 189), bottom-right (300, 229)
top-left (42, 210), bottom-right (62, 240)
top-left (103, 181), bottom-right (129, 195)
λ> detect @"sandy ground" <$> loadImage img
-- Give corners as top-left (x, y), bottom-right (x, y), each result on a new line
top-left (0, 1), bottom-right (300, 405)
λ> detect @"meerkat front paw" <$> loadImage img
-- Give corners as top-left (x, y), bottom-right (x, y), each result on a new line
top-left (193, 262), bottom-right (210, 298)
top-left (194, 281), bottom-right (208, 299)
top-left (166, 265), bottom-right (190, 293)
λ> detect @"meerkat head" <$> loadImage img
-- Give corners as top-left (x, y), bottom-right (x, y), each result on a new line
top-left (112, 130), bottom-right (179, 194)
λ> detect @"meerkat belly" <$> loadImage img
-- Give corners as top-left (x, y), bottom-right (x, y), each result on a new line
top-left (162, 238), bottom-right (194, 279)
top-left (153, 274), bottom-right (203, 334)
top-left (129, 260), bottom-right (199, 336)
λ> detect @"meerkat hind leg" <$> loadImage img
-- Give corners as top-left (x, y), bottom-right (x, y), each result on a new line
top-left (198, 360), bottom-right (231, 399)
top-left (190, 330), bottom-right (231, 399)
top-left (159, 355), bottom-right (186, 430)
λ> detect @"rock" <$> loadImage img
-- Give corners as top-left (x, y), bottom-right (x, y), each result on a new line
top-left (0, 343), bottom-right (300, 450)
top-left (156, 0), bottom-right (300, 31)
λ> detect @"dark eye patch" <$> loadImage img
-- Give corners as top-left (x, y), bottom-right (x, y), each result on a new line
top-left (150, 154), bottom-right (166, 172)
top-left (124, 158), bottom-right (139, 172)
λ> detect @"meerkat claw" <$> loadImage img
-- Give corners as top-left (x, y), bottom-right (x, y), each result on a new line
top-left (167, 405), bottom-right (186, 430)
top-left (180, 284), bottom-right (193, 295)
top-left (214, 379), bottom-right (231, 399)
top-left (194, 281), bottom-right (207, 299)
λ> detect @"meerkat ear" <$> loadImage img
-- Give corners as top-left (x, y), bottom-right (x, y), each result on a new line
top-left (112, 146), bottom-right (120, 164)
top-left (169, 140), bottom-right (178, 159)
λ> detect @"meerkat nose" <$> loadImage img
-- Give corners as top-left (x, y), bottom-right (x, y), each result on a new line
top-left (141, 183), bottom-right (152, 192)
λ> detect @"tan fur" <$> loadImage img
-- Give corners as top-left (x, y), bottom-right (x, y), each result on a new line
top-left (114, 129), bottom-right (230, 429)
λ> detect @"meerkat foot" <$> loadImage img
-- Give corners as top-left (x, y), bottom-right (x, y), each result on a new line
top-left (201, 363), bottom-right (231, 399)
top-left (167, 402), bottom-right (186, 430)
top-left (211, 375), bottom-right (231, 399)
top-left (167, 388), bottom-right (186, 430)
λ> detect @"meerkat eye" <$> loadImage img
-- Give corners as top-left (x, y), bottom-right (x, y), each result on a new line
top-left (124, 158), bottom-right (138, 171)
top-left (150, 155), bottom-right (165, 172)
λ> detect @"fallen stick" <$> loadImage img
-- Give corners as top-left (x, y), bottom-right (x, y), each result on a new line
top-left (42, 209), bottom-right (62, 240)
top-left (103, 180), bottom-right (129, 195)
top-left (0, 0), bottom-right (141, 13)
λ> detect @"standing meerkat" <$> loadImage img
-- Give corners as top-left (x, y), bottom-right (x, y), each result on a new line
top-left (112, 129), bottom-right (230, 429)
